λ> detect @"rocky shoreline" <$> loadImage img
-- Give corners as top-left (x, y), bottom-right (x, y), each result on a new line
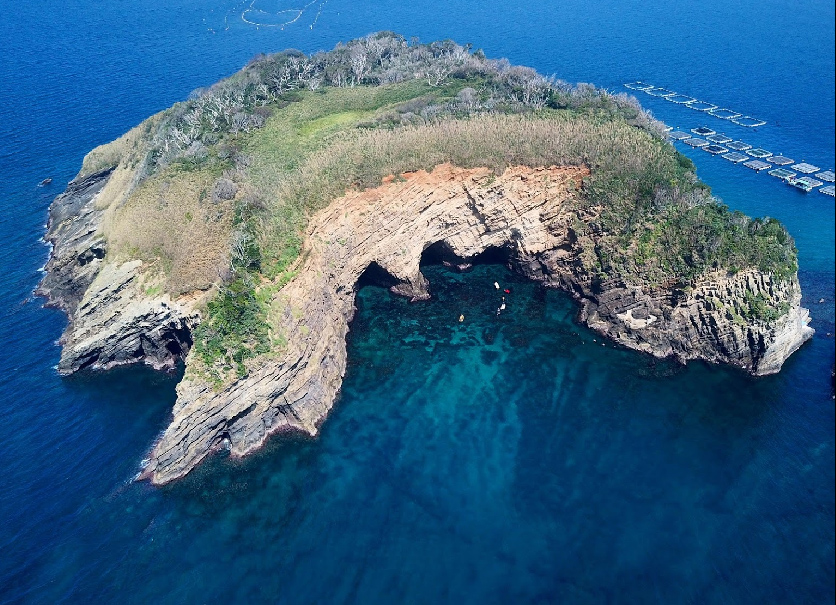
top-left (40, 164), bottom-right (814, 484)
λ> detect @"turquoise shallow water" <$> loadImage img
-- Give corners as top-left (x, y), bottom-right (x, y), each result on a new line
top-left (0, 1), bottom-right (833, 603)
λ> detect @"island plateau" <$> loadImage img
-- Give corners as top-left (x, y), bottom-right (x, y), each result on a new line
top-left (37, 33), bottom-right (813, 484)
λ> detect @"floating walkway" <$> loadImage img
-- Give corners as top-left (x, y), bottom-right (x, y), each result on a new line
top-left (622, 82), bottom-right (766, 126)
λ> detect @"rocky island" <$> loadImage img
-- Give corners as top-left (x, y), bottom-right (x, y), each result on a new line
top-left (38, 34), bottom-right (813, 484)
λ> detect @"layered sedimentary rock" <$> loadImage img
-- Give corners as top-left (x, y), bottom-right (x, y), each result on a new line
top-left (41, 164), bottom-right (814, 484)
top-left (132, 164), bottom-right (812, 484)
top-left (38, 170), bottom-right (198, 374)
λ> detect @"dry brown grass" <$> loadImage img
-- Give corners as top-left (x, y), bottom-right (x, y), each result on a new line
top-left (79, 115), bottom-right (159, 178)
top-left (106, 167), bottom-right (235, 294)
top-left (258, 113), bottom-right (678, 269)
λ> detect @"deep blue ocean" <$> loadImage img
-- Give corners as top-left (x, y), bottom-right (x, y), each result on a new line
top-left (1, 1), bottom-right (833, 603)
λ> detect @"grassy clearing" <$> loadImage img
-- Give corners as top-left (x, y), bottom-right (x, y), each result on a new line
top-left (106, 164), bottom-right (235, 294)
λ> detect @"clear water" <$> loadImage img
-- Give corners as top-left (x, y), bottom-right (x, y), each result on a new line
top-left (1, 1), bottom-right (833, 603)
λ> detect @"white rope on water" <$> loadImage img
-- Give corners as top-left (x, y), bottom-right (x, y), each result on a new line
top-left (240, 0), bottom-right (326, 28)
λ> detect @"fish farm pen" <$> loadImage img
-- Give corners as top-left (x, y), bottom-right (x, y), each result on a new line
top-left (744, 160), bottom-right (772, 172)
top-left (691, 126), bottom-right (716, 136)
top-left (624, 82), bottom-right (833, 196)
top-left (789, 176), bottom-right (823, 192)
top-left (723, 152), bottom-right (750, 163)
top-left (623, 81), bottom-right (767, 126)
top-left (731, 116), bottom-right (767, 127)
top-left (793, 163), bottom-right (821, 174)
top-left (769, 168), bottom-right (797, 180)
top-left (665, 94), bottom-right (695, 104)
top-left (726, 141), bottom-right (752, 151)
top-left (708, 108), bottom-right (741, 120)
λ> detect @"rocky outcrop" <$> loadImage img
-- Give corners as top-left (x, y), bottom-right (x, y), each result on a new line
top-left (37, 170), bottom-right (198, 374)
top-left (140, 164), bottom-right (813, 484)
top-left (37, 168), bottom-right (114, 316)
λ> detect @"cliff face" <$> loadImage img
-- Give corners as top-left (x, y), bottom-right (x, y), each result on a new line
top-left (40, 163), bottom-right (814, 484)
top-left (38, 170), bottom-right (198, 374)
top-left (133, 164), bottom-right (812, 484)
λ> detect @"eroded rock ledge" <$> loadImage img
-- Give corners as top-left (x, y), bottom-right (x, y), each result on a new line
top-left (127, 164), bottom-right (812, 484)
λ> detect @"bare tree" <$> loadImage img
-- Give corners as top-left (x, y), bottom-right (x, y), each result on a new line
top-left (349, 46), bottom-right (369, 85)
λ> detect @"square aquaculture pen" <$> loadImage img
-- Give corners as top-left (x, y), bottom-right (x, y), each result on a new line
top-left (820, 185), bottom-right (835, 197)
top-left (684, 138), bottom-right (709, 147)
top-left (730, 116), bottom-right (766, 127)
top-left (646, 87), bottom-right (676, 97)
top-left (685, 100), bottom-right (718, 111)
top-left (707, 108), bottom-right (742, 120)
top-left (814, 171), bottom-right (835, 182)
top-left (669, 131), bottom-right (691, 140)
top-left (768, 168), bottom-right (796, 180)
top-left (707, 134), bottom-right (733, 144)
top-left (665, 94), bottom-right (695, 104)
top-left (691, 126), bottom-right (716, 136)
top-left (788, 176), bottom-right (823, 192)
top-left (723, 152), bottom-right (750, 163)
top-left (703, 145), bottom-right (728, 154)
top-left (726, 141), bottom-right (752, 151)
top-left (746, 148), bottom-right (772, 158)
top-left (792, 163), bottom-right (821, 174)
top-left (767, 156), bottom-right (794, 166)
top-left (743, 160), bottom-right (772, 171)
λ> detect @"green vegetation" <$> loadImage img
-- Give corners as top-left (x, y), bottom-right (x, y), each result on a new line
top-left (742, 290), bottom-right (791, 323)
top-left (89, 32), bottom-right (798, 382)
top-left (191, 277), bottom-right (271, 383)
